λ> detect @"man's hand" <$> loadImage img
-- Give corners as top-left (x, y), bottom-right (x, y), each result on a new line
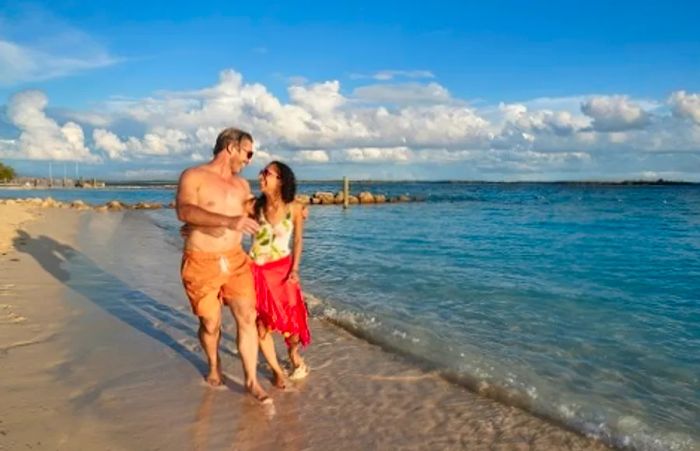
top-left (228, 216), bottom-right (260, 235)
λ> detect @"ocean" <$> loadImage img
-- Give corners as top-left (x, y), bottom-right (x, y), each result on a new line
top-left (2, 182), bottom-right (699, 450)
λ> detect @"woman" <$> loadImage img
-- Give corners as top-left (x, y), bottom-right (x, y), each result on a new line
top-left (250, 161), bottom-right (311, 387)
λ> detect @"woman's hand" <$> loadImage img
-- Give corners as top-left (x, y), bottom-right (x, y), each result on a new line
top-left (179, 224), bottom-right (192, 239)
top-left (288, 268), bottom-right (300, 283)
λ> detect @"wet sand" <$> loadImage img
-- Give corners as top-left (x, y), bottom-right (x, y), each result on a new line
top-left (0, 204), bottom-right (610, 450)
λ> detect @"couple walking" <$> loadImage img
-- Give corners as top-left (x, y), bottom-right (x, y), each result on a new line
top-left (176, 127), bottom-right (310, 403)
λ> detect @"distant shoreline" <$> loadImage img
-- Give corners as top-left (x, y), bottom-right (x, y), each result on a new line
top-left (2, 179), bottom-right (698, 189)
top-left (92, 179), bottom-right (700, 187)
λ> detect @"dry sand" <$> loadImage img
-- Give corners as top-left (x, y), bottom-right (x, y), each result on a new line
top-left (0, 204), bottom-right (611, 450)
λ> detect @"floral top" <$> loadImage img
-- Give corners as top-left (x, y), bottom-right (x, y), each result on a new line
top-left (250, 208), bottom-right (293, 265)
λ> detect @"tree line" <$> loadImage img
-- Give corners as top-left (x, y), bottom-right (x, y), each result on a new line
top-left (0, 161), bottom-right (17, 182)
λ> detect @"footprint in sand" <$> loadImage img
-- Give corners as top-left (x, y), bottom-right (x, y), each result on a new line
top-left (0, 305), bottom-right (27, 324)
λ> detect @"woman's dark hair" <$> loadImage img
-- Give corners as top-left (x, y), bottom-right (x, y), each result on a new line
top-left (254, 161), bottom-right (297, 218)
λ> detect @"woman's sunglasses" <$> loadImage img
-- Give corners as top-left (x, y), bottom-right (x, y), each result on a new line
top-left (260, 168), bottom-right (281, 179)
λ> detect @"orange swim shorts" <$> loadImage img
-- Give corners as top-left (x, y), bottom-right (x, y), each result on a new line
top-left (181, 247), bottom-right (255, 318)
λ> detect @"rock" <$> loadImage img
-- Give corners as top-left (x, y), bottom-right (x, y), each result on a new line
top-left (29, 197), bottom-right (43, 206)
top-left (334, 192), bottom-right (345, 204)
top-left (314, 191), bottom-right (335, 204)
top-left (70, 200), bottom-right (87, 208)
top-left (358, 192), bottom-right (375, 203)
top-left (106, 200), bottom-right (124, 211)
top-left (167, 201), bottom-right (176, 209)
top-left (94, 205), bottom-right (109, 213)
top-left (41, 197), bottom-right (57, 208)
top-left (5, 199), bottom-right (16, 206)
top-left (133, 202), bottom-right (162, 210)
top-left (399, 195), bottom-right (412, 202)
top-left (348, 195), bottom-right (359, 204)
top-left (310, 197), bottom-right (321, 205)
top-left (294, 194), bottom-right (311, 205)
top-left (374, 194), bottom-right (387, 203)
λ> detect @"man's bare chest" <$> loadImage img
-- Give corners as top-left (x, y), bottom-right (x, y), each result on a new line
top-left (197, 179), bottom-right (244, 214)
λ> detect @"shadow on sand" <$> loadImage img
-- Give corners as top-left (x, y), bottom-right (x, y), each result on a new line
top-left (12, 229), bottom-right (242, 380)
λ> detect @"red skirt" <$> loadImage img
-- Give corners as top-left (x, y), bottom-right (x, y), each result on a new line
top-left (252, 255), bottom-right (311, 348)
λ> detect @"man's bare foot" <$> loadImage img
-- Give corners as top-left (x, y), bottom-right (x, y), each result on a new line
top-left (246, 381), bottom-right (272, 404)
top-left (205, 368), bottom-right (224, 387)
top-left (271, 370), bottom-right (287, 389)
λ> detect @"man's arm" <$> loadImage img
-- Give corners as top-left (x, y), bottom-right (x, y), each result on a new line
top-left (176, 169), bottom-right (259, 233)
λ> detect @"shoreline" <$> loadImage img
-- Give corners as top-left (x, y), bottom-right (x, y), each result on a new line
top-left (0, 204), bottom-right (611, 450)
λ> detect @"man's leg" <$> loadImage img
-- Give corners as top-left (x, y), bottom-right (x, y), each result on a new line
top-left (198, 311), bottom-right (223, 386)
top-left (228, 297), bottom-right (270, 401)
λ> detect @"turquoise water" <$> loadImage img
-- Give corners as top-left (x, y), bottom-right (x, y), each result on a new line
top-left (3, 183), bottom-right (699, 450)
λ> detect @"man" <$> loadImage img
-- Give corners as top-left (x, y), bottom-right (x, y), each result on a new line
top-left (176, 127), bottom-right (269, 402)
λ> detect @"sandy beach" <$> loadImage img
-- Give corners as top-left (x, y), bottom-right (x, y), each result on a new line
top-left (0, 202), bottom-right (610, 450)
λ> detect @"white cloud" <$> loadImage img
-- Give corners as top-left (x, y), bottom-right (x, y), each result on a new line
top-left (0, 38), bottom-right (118, 86)
top-left (581, 95), bottom-right (650, 132)
top-left (289, 81), bottom-right (346, 114)
top-left (287, 75), bottom-right (308, 86)
top-left (350, 70), bottom-right (435, 81)
top-left (93, 127), bottom-right (192, 158)
top-left (3, 67), bottom-right (700, 180)
top-left (294, 150), bottom-right (330, 163)
top-left (499, 103), bottom-right (588, 137)
top-left (123, 168), bottom-right (181, 179)
top-left (93, 129), bottom-right (128, 160)
top-left (669, 91), bottom-right (700, 125)
top-left (353, 82), bottom-right (452, 105)
top-left (3, 90), bottom-right (98, 161)
top-left (372, 70), bottom-right (434, 81)
top-left (340, 147), bottom-right (412, 162)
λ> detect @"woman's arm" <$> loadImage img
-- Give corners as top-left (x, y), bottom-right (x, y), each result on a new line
top-left (289, 201), bottom-right (306, 281)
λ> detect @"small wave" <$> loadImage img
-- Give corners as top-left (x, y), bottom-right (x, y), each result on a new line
top-left (307, 293), bottom-right (698, 451)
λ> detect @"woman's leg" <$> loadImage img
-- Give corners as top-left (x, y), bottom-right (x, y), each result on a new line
top-left (257, 322), bottom-right (287, 388)
top-left (287, 334), bottom-right (309, 380)
top-left (288, 334), bottom-right (304, 369)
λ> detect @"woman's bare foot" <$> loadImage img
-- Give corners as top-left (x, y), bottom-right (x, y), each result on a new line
top-left (246, 381), bottom-right (272, 404)
top-left (288, 361), bottom-right (309, 381)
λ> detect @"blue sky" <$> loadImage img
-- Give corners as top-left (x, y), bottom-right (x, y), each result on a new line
top-left (1, 0), bottom-right (700, 181)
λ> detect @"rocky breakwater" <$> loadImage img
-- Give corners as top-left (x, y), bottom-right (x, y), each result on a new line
top-left (0, 197), bottom-right (169, 212)
top-left (298, 191), bottom-right (418, 206)
top-left (1, 192), bottom-right (420, 212)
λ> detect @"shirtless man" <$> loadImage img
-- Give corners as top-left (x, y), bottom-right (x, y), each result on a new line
top-left (176, 127), bottom-right (268, 402)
